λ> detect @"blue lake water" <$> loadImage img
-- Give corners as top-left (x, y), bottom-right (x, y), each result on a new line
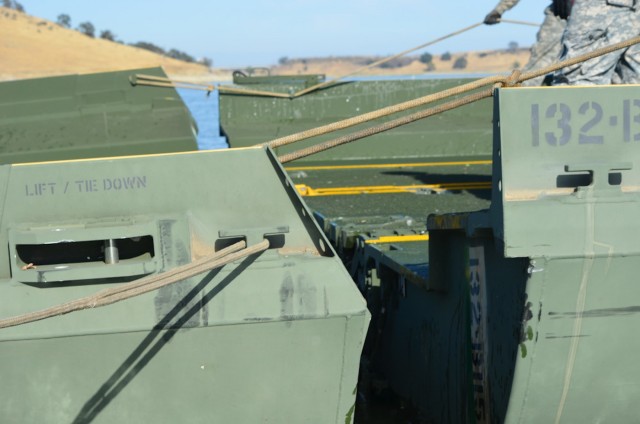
top-left (176, 88), bottom-right (228, 150)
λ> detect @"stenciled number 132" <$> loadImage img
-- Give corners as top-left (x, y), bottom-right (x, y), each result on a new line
top-left (530, 100), bottom-right (640, 146)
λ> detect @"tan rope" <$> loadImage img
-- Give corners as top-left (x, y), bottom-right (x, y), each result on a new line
top-left (519, 34), bottom-right (640, 82)
top-left (0, 239), bottom-right (270, 330)
top-left (290, 19), bottom-right (538, 97)
top-left (217, 85), bottom-right (291, 98)
top-left (266, 74), bottom-right (507, 149)
top-left (278, 88), bottom-right (492, 163)
top-left (133, 74), bottom-right (292, 98)
top-left (135, 20), bottom-right (539, 99)
top-left (136, 74), bottom-right (214, 90)
top-left (277, 34), bottom-right (640, 163)
top-left (291, 22), bottom-right (484, 98)
top-left (133, 79), bottom-right (213, 92)
top-left (500, 18), bottom-right (541, 27)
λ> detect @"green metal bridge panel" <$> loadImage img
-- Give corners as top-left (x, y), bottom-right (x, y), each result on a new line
top-left (425, 227), bottom-right (640, 423)
top-left (427, 229), bottom-right (528, 424)
top-left (219, 75), bottom-right (499, 422)
top-left (506, 255), bottom-right (640, 423)
top-left (1, 317), bottom-right (366, 424)
top-left (216, 72), bottom-right (640, 422)
top-left (220, 77), bottom-right (493, 163)
top-left (231, 73), bottom-right (325, 88)
top-left (294, 160), bottom-right (492, 236)
top-left (307, 191), bottom-right (490, 224)
top-left (0, 67), bottom-right (197, 164)
top-left (426, 85), bottom-right (640, 423)
top-left (495, 86), bottom-right (640, 258)
top-left (286, 159), bottom-right (492, 187)
top-left (0, 147), bottom-right (368, 423)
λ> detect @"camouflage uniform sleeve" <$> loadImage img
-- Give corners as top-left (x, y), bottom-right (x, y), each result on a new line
top-left (490, 0), bottom-right (521, 15)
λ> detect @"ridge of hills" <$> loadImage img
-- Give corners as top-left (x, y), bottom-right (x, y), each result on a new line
top-left (1, 6), bottom-right (531, 82)
top-left (270, 49), bottom-right (531, 77)
top-left (0, 7), bottom-right (221, 81)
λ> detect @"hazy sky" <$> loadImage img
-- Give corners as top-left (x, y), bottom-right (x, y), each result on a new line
top-left (25, 0), bottom-right (543, 68)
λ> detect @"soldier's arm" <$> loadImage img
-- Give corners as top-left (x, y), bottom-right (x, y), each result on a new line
top-left (484, 0), bottom-right (521, 24)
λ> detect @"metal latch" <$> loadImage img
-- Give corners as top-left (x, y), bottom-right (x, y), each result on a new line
top-left (218, 226), bottom-right (289, 249)
top-left (564, 162), bottom-right (633, 198)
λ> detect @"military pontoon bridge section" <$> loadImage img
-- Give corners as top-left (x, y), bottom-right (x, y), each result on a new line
top-left (0, 70), bottom-right (369, 424)
top-left (221, 75), bottom-right (640, 422)
top-left (0, 67), bottom-right (197, 164)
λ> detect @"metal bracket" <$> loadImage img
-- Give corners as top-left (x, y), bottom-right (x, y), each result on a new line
top-left (218, 226), bottom-right (290, 246)
top-left (565, 162), bottom-right (632, 198)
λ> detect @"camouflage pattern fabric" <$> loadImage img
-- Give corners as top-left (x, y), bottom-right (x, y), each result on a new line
top-left (485, 1), bottom-right (566, 86)
top-left (521, 6), bottom-right (566, 86)
top-left (552, 0), bottom-right (640, 85)
top-left (491, 0), bottom-right (520, 15)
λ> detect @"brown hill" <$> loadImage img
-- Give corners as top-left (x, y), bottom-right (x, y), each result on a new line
top-left (1, 6), bottom-right (530, 82)
top-left (271, 49), bottom-right (531, 77)
top-left (0, 7), bottom-right (224, 81)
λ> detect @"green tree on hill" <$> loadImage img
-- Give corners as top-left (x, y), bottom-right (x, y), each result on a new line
top-left (419, 52), bottom-right (435, 71)
top-left (167, 49), bottom-right (195, 63)
top-left (100, 30), bottom-right (116, 41)
top-left (77, 21), bottom-right (95, 37)
top-left (56, 14), bottom-right (71, 28)
top-left (419, 52), bottom-right (433, 64)
top-left (379, 57), bottom-right (412, 69)
top-left (2, 0), bottom-right (24, 11)
top-left (441, 51), bottom-right (452, 61)
top-left (453, 56), bottom-right (468, 69)
top-left (199, 57), bottom-right (213, 68)
top-left (131, 41), bottom-right (165, 55)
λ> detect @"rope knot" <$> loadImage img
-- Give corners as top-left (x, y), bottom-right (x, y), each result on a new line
top-left (503, 70), bottom-right (522, 88)
top-left (492, 70), bottom-right (522, 93)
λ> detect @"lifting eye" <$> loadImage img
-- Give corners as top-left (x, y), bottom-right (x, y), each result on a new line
top-left (16, 235), bottom-right (154, 266)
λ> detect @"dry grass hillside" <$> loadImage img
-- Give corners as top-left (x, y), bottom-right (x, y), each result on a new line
top-left (271, 49), bottom-right (531, 77)
top-left (0, 7), bottom-right (223, 81)
top-left (1, 6), bottom-right (531, 82)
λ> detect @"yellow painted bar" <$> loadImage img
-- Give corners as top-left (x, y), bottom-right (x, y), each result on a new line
top-left (285, 159), bottom-right (492, 172)
top-left (295, 181), bottom-right (491, 197)
top-left (365, 234), bottom-right (430, 244)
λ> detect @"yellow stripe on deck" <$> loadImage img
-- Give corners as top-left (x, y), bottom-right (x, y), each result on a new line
top-left (285, 159), bottom-right (492, 172)
top-left (365, 234), bottom-right (430, 244)
top-left (295, 181), bottom-right (491, 196)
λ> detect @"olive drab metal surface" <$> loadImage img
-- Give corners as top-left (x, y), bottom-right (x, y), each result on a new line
top-left (0, 67), bottom-right (198, 164)
top-left (0, 147), bottom-right (369, 423)
top-left (219, 74), bottom-right (496, 421)
top-left (495, 86), bottom-right (640, 258)
top-left (219, 76), bottom-right (493, 163)
top-left (428, 85), bottom-right (640, 423)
